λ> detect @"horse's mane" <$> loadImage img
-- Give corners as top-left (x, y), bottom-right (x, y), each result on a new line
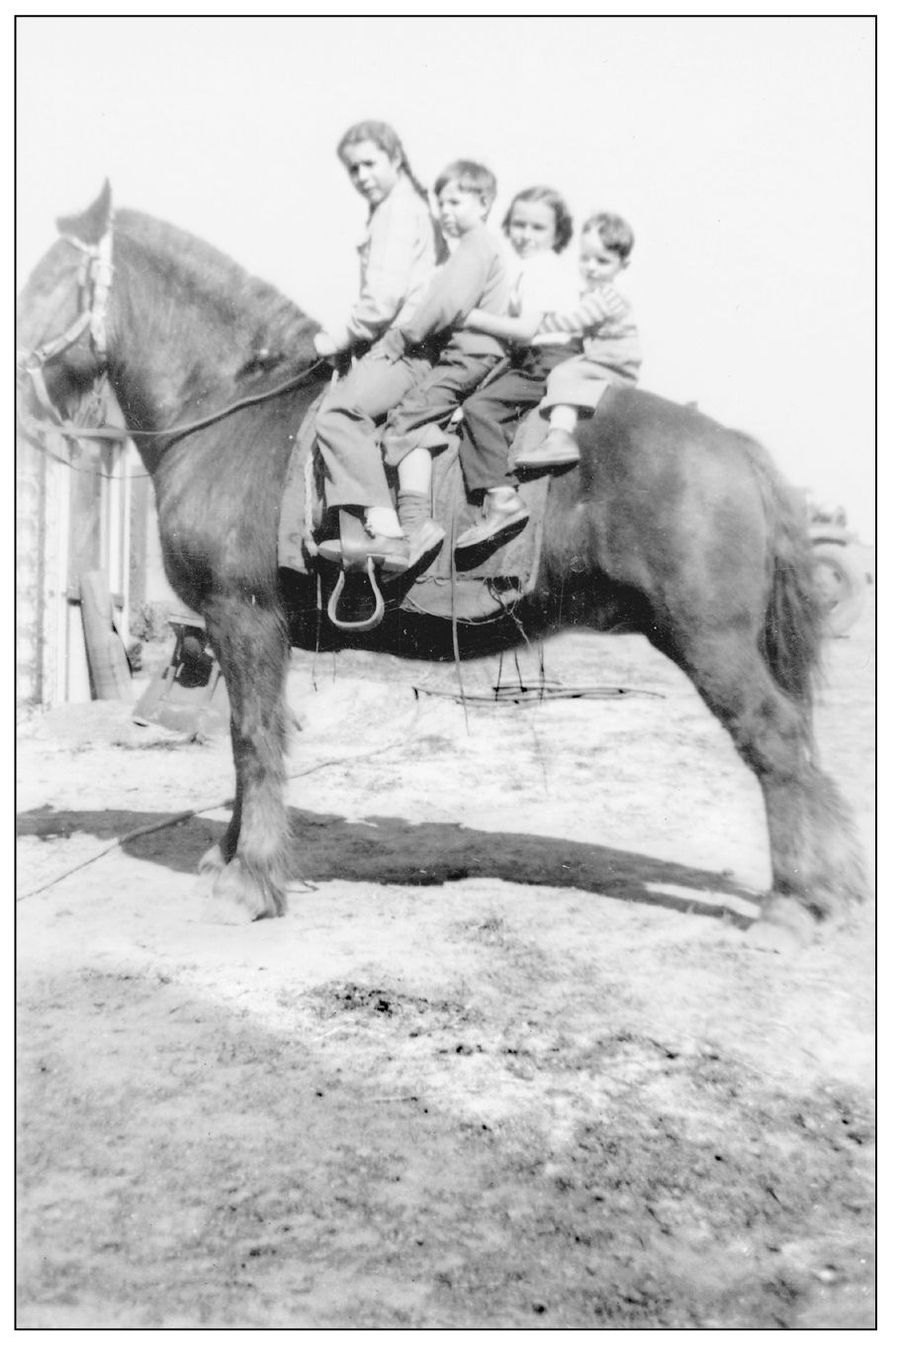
top-left (115, 208), bottom-right (320, 351)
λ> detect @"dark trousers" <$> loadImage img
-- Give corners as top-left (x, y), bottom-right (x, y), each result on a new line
top-left (381, 347), bottom-right (501, 467)
top-left (457, 345), bottom-right (573, 495)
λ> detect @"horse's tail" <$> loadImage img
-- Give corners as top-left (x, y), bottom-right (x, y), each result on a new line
top-left (743, 437), bottom-right (823, 705)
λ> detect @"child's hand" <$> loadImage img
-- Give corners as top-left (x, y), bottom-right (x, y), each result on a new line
top-left (511, 310), bottom-right (543, 343)
top-left (370, 329), bottom-right (406, 363)
top-left (313, 331), bottom-right (340, 358)
top-left (462, 307), bottom-right (542, 345)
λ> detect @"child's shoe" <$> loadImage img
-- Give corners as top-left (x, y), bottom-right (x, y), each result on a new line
top-left (317, 531), bottom-right (411, 573)
top-left (318, 514), bottom-right (444, 574)
top-left (397, 490), bottom-right (445, 566)
top-left (515, 427), bottom-right (581, 470)
top-left (454, 487), bottom-right (529, 559)
top-left (406, 517), bottom-right (446, 567)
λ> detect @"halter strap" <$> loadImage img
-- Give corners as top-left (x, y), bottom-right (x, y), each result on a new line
top-left (22, 228), bottom-right (114, 369)
top-left (17, 224), bottom-right (115, 433)
top-left (57, 228), bottom-right (114, 359)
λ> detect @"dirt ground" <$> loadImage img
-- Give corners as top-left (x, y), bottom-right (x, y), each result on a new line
top-left (16, 585), bottom-right (875, 1330)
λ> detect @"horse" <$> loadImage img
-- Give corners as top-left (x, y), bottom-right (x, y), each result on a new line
top-left (16, 184), bottom-right (867, 951)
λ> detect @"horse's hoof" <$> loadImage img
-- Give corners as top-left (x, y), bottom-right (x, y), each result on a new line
top-left (747, 898), bottom-right (816, 954)
top-left (211, 857), bottom-right (285, 922)
top-left (195, 891), bottom-right (257, 926)
top-left (746, 921), bottom-right (806, 955)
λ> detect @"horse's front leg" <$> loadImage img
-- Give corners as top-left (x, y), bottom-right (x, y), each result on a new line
top-left (201, 597), bottom-right (291, 920)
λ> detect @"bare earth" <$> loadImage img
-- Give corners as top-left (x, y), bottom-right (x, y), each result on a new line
top-left (16, 593), bottom-right (875, 1329)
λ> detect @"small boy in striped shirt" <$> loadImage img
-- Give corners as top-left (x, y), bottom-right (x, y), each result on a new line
top-left (515, 211), bottom-right (641, 469)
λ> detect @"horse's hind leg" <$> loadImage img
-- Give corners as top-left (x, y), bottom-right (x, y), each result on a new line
top-left (200, 596), bottom-right (291, 920)
top-left (663, 629), bottom-right (866, 949)
top-left (757, 753), bottom-right (867, 949)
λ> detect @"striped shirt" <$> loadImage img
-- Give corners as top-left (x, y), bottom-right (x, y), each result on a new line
top-left (537, 281), bottom-right (641, 381)
top-left (332, 174), bottom-right (438, 351)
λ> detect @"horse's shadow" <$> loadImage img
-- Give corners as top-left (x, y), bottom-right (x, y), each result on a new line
top-left (18, 804), bottom-right (760, 928)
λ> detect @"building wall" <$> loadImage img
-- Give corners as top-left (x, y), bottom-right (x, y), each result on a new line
top-left (18, 366), bottom-right (205, 710)
top-left (16, 424), bottom-right (135, 709)
top-left (15, 436), bottom-right (45, 705)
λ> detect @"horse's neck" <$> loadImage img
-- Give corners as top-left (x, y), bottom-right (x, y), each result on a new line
top-left (107, 230), bottom-right (300, 435)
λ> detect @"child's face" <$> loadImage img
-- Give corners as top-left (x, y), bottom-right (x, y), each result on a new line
top-left (506, 199), bottom-right (558, 258)
top-left (340, 140), bottom-right (401, 207)
top-left (579, 230), bottom-right (625, 288)
top-left (436, 183), bottom-right (487, 239)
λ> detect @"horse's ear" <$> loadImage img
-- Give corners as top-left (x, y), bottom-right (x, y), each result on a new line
top-left (56, 180), bottom-right (113, 245)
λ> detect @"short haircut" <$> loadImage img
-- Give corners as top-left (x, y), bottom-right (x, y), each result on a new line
top-left (501, 186), bottom-right (573, 254)
top-left (582, 211), bottom-right (635, 262)
top-left (434, 160), bottom-right (498, 209)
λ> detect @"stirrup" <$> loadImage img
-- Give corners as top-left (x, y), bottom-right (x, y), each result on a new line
top-left (326, 558), bottom-right (386, 632)
top-left (317, 508), bottom-right (410, 574)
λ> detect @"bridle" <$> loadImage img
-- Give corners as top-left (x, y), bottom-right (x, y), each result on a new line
top-left (17, 223), bottom-right (329, 452)
top-left (34, 230), bottom-right (113, 363)
top-left (16, 228), bottom-right (123, 443)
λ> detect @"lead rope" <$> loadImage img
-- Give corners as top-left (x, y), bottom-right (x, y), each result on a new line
top-left (312, 570), bottom-right (323, 692)
top-left (449, 510), bottom-right (469, 734)
top-left (303, 433), bottom-right (319, 560)
top-left (513, 647), bottom-right (526, 695)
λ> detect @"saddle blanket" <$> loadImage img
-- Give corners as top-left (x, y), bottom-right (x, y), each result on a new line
top-left (278, 393), bottom-right (550, 622)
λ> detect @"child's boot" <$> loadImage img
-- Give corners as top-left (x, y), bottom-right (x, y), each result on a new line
top-left (454, 485), bottom-right (529, 558)
top-left (515, 427), bottom-right (581, 469)
top-left (397, 489), bottom-right (446, 566)
top-left (317, 507), bottom-right (411, 573)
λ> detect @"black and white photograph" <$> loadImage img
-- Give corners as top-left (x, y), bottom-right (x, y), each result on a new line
top-left (16, 13), bottom-right (876, 1330)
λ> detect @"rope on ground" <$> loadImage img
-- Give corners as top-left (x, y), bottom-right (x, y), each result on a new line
top-left (412, 683), bottom-right (665, 705)
top-left (16, 706), bottom-right (422, 903)
top-left (448, 510), bottom-right (469, 734)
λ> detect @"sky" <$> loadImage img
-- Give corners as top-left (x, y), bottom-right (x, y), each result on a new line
top-left (15, 13), bottom-right (875, 539)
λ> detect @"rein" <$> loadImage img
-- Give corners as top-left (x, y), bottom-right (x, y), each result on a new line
top-left (131, 361), bottom-right (331, 445)
top-left (18, 361), bottom-right (330, 453)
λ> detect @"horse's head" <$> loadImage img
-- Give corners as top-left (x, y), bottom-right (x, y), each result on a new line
top-left (17, 181), bottom-right (114, 425)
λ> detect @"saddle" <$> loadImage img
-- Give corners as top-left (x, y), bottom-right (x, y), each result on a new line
top-left (278, 393), bottom-right (551, 631)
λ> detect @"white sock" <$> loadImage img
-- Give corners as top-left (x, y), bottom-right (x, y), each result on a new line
top-left (548, 405), bottom-right (578, 433)
top-left (487, 486), bottom-right (518, 506)
top-left (365, 507), bottom-right (404, 538)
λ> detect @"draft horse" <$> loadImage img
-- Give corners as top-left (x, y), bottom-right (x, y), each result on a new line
top-left (17, 185), bottom-right (867, 948)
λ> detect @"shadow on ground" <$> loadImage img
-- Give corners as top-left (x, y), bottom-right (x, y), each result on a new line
top-left (17, 804), bottom-right (759, 927)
